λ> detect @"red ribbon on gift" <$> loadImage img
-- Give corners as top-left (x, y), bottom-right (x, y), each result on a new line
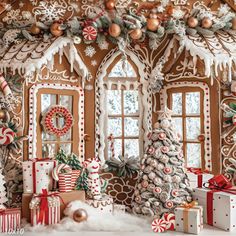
top-left (187, 168), bottom-right (210, 188)
top-left (204, 175), bottom-right (236, 226)
top-left (31, 158), bottom-right (57, 193)
top-left (36, 189), bottom-right (65, 225)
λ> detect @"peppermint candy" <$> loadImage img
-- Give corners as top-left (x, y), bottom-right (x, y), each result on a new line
top-left (52, 164), bottom-right (72, 181)
top-left (82, 26), bottom-right (97, 41)
top-left (0, 127), bottom-right (15, 145)
top-left (161, 213), bottom-right (175, 231)
top-left (151, 219), bottom-right (167, 233)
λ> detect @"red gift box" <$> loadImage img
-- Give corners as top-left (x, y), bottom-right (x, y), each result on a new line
top-left (0, 208), bottom-right (21, 233)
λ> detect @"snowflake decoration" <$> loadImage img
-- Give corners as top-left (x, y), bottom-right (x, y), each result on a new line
top-left (91, 60), bottom-right (98, 66)
top-left (84, 46), bottom-right (96, 58)
top-left (33, 0), bottom-right (68, 23)
top-left (2, 9), bottom-right (21, 24)
top-left (98, 40), bottom-right (109, 50)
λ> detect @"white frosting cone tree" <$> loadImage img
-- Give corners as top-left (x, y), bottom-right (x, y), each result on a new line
top-left (132, 107), bottom-right (192, 218)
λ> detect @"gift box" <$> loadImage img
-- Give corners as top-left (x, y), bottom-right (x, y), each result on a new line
top-left (59, 190), bottom-right (85, 217)
top-left (86, 194), bottom-right (113, 214)
top-left (29, 189), bottom-right (60, 226)
top-left (192, 188), bottom-right (236, 231)
top-left (23, 159), bottom-right (57, 194)
top-left (0, 208), bottom-right (21, 233)
top-left (22, 193), bottom-right (32, 222)
top-left (175, 202), bottom-right (203, 235)
top-left (187, 168), bottom-right (214, 188)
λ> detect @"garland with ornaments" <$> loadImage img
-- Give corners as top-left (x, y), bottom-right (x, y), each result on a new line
top-left (0, 1), bottom-right (235, 49)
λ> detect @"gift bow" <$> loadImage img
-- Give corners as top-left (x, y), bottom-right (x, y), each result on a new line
top-left (180, 201), bottom-right (198, 209)
top-left (204, 174), bottom-right (236, 194)
top-left (37, 189), bottom-right (64, 225)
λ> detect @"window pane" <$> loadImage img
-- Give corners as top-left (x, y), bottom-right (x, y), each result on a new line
top-left (172, 117), bottom-right (183, 140)
top-left (108, 118), bottom-right (122, 137)
top-left (41, 94), bottom-right (56, 112)
top-left (124, 90), bottom-right (139, 115)
top-left (124, 117), bottom-right (139, 136)
top-left (172, 93), bottom-right (182, 115)
top-left (186, 143), bottom-right (201, 168)
top-left (59, 95), bottom-right (72, 112)
top-left (107, 90), bottom-right (121, 115)
top-left (60, 143), bottom-right (71, 155)
top-left (186, 92), bottom-right (200, 114)
top-left (108, 60), bottom-right (137, 77)
top-left (186, 118), bottom-right (200, 140)
top-left (42, 132), bottom-right (56, 141)
top-left (124, 139), bottom-right (139, 158)
top-left (108, 139), bottom-right (122, 159)
top-left (42, 143), bottom-right (56, 158)
top-left (61, 130), bottom-right (72, 141)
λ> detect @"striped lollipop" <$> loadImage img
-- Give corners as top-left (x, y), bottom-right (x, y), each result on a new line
top-left (0, 127), bottom-right (15, 145)
top-left (52, 164), bottom-right (72, 181)
top-left (82, 26), bottom-right (97, 41)
top-left (151, 219), bottom-right (167, 233)
top-left (161, 213), bottom-right (176, 231)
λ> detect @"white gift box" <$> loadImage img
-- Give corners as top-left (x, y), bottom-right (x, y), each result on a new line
top-left (187, 172), bottom-right (214, 189)
top-left (192, 188), bottom-right (236, 231)
top-left (23, 159), bottom-right (56, 194)
top-left (175, 204), bottom-right (203, 235)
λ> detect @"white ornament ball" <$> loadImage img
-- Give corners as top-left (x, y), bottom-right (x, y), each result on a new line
top-left (143, 174), bottom-right (148, 180)
top-left (160, 119), bottom-right (171, 128)
top-left (148, 172), bottom-right (156, 180)
top-left (145, 201), bottom-right (151, 207)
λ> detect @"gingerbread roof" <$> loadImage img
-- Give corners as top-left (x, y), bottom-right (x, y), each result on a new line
top-left (0, 36), bottom-right (88, 78)
top-left (164, 30), bottom-right (236, 80)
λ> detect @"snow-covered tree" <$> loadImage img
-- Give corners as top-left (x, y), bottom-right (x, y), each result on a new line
top-left (132, 107), bottom-right (192, 218)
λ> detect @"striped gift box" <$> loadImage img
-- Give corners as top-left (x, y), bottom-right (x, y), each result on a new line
top-left (29, 193), bottom-right (60, 226)
top-left (0, 208), bottom-right (21, 233)
top-left (71, 170), bottom-right (81, 188)
top-left (58, 170), bottom-right (81, 192)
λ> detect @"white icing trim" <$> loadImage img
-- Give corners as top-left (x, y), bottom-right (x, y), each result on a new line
top-left (95, 49), bottom-right (152, 165)
top-left (0, 37), bottom-right (88, 80)
top-left (28, 83), bottom-right (84, 161)
top-left (160, 81), bottom-right (212, 171)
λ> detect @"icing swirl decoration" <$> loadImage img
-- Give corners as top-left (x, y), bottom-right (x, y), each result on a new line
top-left (41, 105), bottom-right (73, 137)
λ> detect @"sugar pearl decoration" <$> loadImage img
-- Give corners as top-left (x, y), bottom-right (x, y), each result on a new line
top-left (187, 17), bottom-right (198, 28)
top-left (148, 172), bottom-right (156, 180)
top-left (201, 17), bottom-right (213, 29)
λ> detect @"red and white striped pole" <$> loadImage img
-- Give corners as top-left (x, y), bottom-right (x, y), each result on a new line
top-left (0, 74), bottom-right (12, 97)
top-left (108, 133), bottom-right (115, 159)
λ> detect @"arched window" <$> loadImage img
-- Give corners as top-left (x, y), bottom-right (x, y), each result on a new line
top-left (104, 58), bottom-right (142, 159)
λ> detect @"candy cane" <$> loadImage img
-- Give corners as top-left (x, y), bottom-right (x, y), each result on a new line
top-left (108, 134), bottom-right (115, 159)
top-left (0, 74), bottom-right (12, 97)
top-left (52, 164), bottom-right (72, 181)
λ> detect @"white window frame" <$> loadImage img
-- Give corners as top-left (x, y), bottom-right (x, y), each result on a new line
top-left (95, 49), bottom-right (152, 165)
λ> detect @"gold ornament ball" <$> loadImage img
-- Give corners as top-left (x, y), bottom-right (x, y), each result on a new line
top-left (50, 22), bottom-right (64, 37)
top-left (187, 17), bottom-right (198, 28)
top-left (108, 23), bottom-right (121, 38)
top-left (73, 209), bottom-right (88, 223)
top-left (0, 110), bottom-right (5, 120)
top-left (147, 18), bottom-right (160, 32)
top-left (201, 17), bottom-right (213, 29)
top-left (106, 0), bottom-right (116, 10)
top-left (130, 29), bottom-right (142, 40)
top-left (30, 24), bottom-right (41, 35)
top-left (232, 17), bottom-right (236, 30)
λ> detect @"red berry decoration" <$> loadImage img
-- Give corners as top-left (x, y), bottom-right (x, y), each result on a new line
top-left (82, 26), bottom-right (97, 41)
top-left (151, 219), bottom-right (167, 233)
